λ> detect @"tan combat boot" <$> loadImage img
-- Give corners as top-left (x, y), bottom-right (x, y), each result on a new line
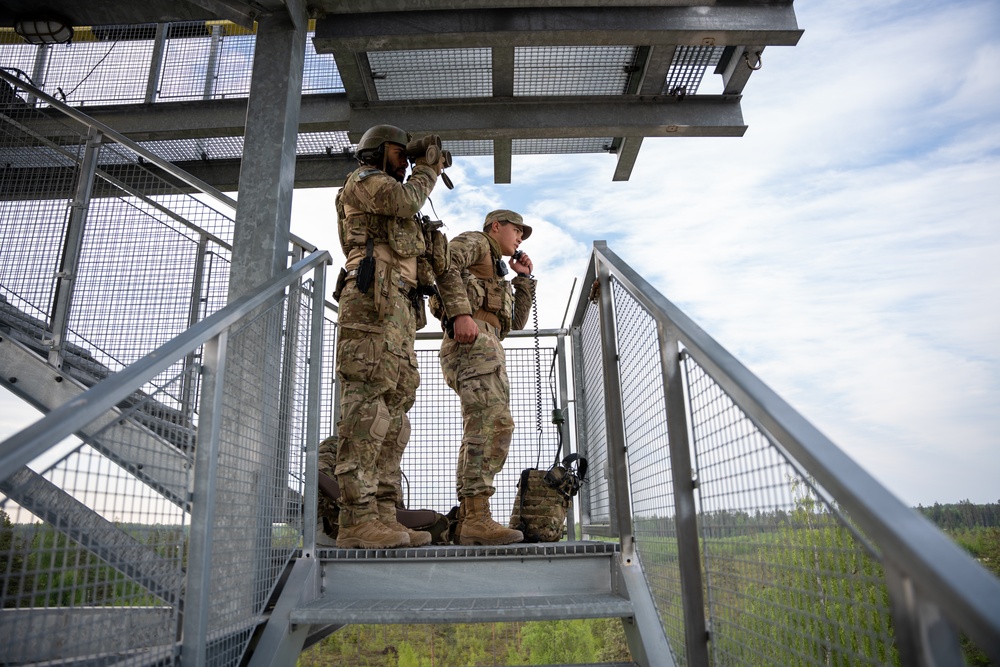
top-left (458, 496), bottom-right (524, 546)
top-left (377, 499), bottom-right (432, 547)
top-left (336, 519), bottom-right (410, 549)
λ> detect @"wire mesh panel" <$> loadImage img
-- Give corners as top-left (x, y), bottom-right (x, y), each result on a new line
top-left (515, 46), bottom-right (637, 96)
top-left (610, 278), bottom-right (687, 666)
top-left (662, 45), bottom-right (725, 96)
top-left (403, 345), bottom-right (560, 520)
top-left (513, 137), bottom-right (613, 155)
top-left (303, 32), bottom-right (344, 94)
top-left (197, 299), bottom-right (308, 665)
top-left (0, 102), bottom-right (83, 340)
top-left (0, 88), bottom-right (235, 423)
top-left (1, 277), bottom-right (316, 665)
top-left (369, 48), bottom-right (492, 100)
top-left (42, 30), bottom-right (155, 106)
top-left (0, 42), bottom-right (39, 84)
top-left (0, 363), bottom-right (196, 664)
top-left (1, 23), bottom-right (342, 107)
top-left (576, 300), bottom-right (612, 526)
top-left (684, 354), bottom-right (898, 666)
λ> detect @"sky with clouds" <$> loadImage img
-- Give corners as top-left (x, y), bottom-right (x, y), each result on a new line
top-left (291, 0), bottom-right (1000, 507)
top-left (2, 0), bottom-right (997, 508)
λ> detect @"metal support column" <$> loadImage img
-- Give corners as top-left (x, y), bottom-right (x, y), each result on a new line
top-left (660, 326), bottom-right (709, 667)
top-left (27, 44), bottom-right (50, 107)
top-left (228, 7), bottom-right (307, 300)
top-left (47, 126), bottom-right (101, 369)
top-left (594, 245), bottom-right (634, 560)
top-left (203, 24), bottom-right (223, 100)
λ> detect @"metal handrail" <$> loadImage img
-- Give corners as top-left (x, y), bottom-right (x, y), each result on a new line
top-left (0, 68), bottom-right (236, 210)
top-left (586, 241), bottom-right (1000, 661)
top-left (0, 250), bottom-right (331, 483)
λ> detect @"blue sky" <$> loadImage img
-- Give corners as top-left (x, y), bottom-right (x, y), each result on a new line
top-left (2, 0), bottom-right (997, 507)
top-left (290, 0), bottom-right (1000, 506)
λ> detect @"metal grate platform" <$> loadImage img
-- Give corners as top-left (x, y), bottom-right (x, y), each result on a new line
top-left (317, 540), bottom-right (619, 561)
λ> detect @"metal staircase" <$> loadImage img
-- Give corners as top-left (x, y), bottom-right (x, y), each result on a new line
top-left (3, 53), bottom-right (1000, 667)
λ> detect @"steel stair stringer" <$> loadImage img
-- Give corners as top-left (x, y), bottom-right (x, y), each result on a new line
top-left (612, 552), bottom-right (677, 667)
top-left (0, 332), bottom-right (192, 508)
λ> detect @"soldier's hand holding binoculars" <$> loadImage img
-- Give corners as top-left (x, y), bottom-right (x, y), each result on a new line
top-left (415, 152), bottom-right (445, 176)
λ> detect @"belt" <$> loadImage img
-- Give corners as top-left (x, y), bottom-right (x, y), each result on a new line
top-left (473, 318), bottom-right (500, 338)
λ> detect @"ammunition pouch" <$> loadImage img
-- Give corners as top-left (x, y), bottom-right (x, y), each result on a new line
top-left (422, 217), bottom-right (449, 276)
top-left (508, 454), bottom-right (588, 543)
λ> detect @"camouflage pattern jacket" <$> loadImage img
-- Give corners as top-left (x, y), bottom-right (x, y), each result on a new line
top-left (335, 162), bottom-right (439, 285)
top-left (434, 231), bottom-right (535, 340)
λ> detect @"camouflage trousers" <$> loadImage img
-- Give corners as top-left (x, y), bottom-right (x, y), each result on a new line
top-left (440, 324), bottom-right (514, 499)
top-left (319, 277), bottom-right (419, 527)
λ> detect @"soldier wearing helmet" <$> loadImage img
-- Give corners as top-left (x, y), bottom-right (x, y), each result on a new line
top-left (430, 209), bottom-right (536, 545)
top-left (317, 124), bottom-right (447, 549)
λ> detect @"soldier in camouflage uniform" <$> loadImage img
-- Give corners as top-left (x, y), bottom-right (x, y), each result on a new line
top-left (433, 210), bottom-right (536, 545)
top-left (317, 124), bottom-right (447, 549)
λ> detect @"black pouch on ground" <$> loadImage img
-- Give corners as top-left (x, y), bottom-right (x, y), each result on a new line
top-left (318, 471), bottom-right (452, 545)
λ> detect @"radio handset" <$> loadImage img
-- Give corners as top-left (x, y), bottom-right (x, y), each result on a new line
top-left (511, 249), bottom-right (533, 279)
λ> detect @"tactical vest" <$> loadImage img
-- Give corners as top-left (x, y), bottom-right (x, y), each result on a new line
top-left (336, 168), bottom-right (426, 259)
top-left (466, 233), bottom-right (514, 337)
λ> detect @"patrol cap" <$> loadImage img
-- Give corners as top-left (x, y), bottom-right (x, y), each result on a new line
top-left (483, 209), bottom-right (532, 240)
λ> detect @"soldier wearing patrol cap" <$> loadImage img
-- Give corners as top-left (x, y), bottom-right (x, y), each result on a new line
top-left (431, 209), bottom-right (536, 545)
top-left (317, 124), bottom-right (447, 549)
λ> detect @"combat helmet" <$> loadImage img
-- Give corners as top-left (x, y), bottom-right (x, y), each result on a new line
top-left (354, 124), bottom-right (411, 165)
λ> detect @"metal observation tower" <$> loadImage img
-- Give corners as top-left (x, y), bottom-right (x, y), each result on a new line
top-left (1, 2), bottom-right (998, 666)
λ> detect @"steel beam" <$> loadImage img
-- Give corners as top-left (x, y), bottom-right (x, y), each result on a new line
top-left (10, 94), bottom-right (742, 145)
top-left (314, 6), bottom-right (803, 51)
top-left (350, 96), bottom-right (746, 139)
top-left (318, 0), bottom-right (788, 12)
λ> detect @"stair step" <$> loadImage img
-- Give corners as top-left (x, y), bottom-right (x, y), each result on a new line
top-left (291, 592), bottom-right (633, 625)
top-left (292, 541), bottom-right (630, 625)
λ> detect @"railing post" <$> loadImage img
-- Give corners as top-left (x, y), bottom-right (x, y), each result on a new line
top-left (660, 327), bottom-right (710, 666)
top-left (303, 262), bottom-right (327, 554)
top-left (181, 331), bottom-right (228, 666)
top-left (555, 333), bottom-right (575, 538)
top-left (47, 125), bottom-right (102, 369)
top-left (595, 255), bottom-right (634, 559)
top-left (275, 244), bottom-right (305, 531)
top-left (569, 323), bottom-right (593, 532)
top-left (180, 234), bottom-right (209, 424)
top-left (885, 563), bottom-right (966, 667)
top-left (145, 23), bottom-right (168, 104)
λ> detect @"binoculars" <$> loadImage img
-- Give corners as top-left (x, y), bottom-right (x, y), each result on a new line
top-left (406, 134), bottom-right (454, 189)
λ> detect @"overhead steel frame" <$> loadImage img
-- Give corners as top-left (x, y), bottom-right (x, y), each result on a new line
top-left (3, 2), bottom-right (801, 186)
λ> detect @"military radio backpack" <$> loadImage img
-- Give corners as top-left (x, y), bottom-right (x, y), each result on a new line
top-left (508, 453), bottom-right (588, 542)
